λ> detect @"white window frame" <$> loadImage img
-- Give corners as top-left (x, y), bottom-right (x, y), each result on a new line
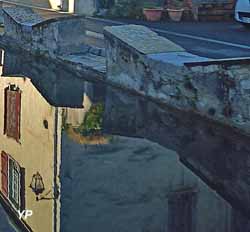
top-left (8, 157), bottom-right (21, 211)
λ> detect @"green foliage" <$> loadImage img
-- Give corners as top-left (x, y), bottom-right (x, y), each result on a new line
top-left (75, 103), bottom-right (104, 136)
top-left (143, 1), bottom-right (163, 9)
top-left (62, 112), bottom-right (70, 131)
top-left (168, 0), bottom-right (184, 9)
top-left (107, 0), bottom-right (144, 19)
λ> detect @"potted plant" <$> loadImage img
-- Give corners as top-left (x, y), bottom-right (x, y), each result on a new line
top-left (143, 2), bottom-right (164, 21)
top-left (167, 0), bottom-right (184, 22)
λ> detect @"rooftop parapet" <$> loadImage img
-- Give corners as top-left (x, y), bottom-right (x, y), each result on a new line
top-left (104, 24), bottom-right (185, 55)
top-left (3, 5), bottom-right (73, 26)
top-left (104, 24), bottom-right (250, 135)
top-left (2, 6), bottom-right (90, 56)
top-left (104, 24), bottom-right (250, 218)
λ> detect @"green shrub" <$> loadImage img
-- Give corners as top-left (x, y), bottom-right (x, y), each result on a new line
top-left (168, 0), bottom-right (184, 9)
top-left (75, 103), bottom-right (104, 136)
top-left (107, 0), bottom-right (144, 19)
top-left (143, 1), bottom-right (163, 8)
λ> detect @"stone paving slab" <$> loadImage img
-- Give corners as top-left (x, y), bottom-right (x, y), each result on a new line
top-left (104, 24), bottom-right (185, 55)
top-left (4, 6), bottom-right (44, 25)
top-left (60, 53), bottom-right (106, 74)
top-left (3, 5), bottom-right (71, 26)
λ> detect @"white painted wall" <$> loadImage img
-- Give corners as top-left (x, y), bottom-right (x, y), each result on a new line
top-left (68, 0), bottom-right (74, 12)
top-left (5, 0), bottom-right (51, 8)
top-left (49, 0), bottom-right (62, 9)
top-left (5, 0), bottom-right (97, 15)
top-left (3, 0), bottom-right (62, 10)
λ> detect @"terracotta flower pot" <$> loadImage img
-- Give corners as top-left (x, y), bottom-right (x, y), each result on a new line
top-left (167, 8), bottom-right (184, 22)
top-left (143, 8), bottom-right (163, 21)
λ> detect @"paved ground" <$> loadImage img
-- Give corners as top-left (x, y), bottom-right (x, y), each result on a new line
top-left (89, 17), bottom-right (250, 59)
top-left (0, 203), bottom-right (18, 232)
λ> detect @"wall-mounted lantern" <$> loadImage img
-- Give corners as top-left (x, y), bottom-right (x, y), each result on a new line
top-left (29, 172), bottom-right (45, 201)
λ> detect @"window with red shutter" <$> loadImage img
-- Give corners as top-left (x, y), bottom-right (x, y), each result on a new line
top-left (4, 86), bottom-right (21, 141)
top-left (1, 152), bottom-right (25, 211)
top-left (9, 158), bottom-right (21, 210)
top-left (1, 151), bottom-right (8, 197)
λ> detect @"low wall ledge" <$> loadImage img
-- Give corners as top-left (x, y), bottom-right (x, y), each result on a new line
top-left (104, 24), bottom-right (185, 55)
top-left (3, 5), bottom-right (80, 28)
top-left (147, 52), bottom-right (211, 66)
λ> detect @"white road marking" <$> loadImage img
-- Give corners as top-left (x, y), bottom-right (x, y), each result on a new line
top-left (89, 17), bottom-right (250, 50)
top-left (152, 28), bottom-right (250, 50)
top-left (4, 2), bottom-right (249, 50)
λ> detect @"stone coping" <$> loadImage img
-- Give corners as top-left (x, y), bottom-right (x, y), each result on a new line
top-left (3, 6), bottom-right (80, 27)
top-left (59, 53), bottom-right (106, 73)
top-left (4, 6), bottom-right (44, 26)
top-left (104, 24), bottom-right (185, 55)
top-left (148, 52), bottom-right (211, 66)
top-left (184, 56), bottom-right (250, 67)
top-left (149, 52), bottom-right (250, 67)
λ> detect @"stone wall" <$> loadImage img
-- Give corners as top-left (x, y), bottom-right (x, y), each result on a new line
top-left (104, 25), bottom-right (250, 136)
top-left (2, 14), bottom-right (250, 220)
top-left (3, 8), bottom-right (89, 56)
top-left (2, 7), bottom-right (107, 57)
top-left (2, 47), bottom-right (250, 231)
top-left (104, 24), bottom-right (250, 217)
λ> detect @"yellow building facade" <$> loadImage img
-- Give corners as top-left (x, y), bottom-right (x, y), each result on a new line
top-left (0, 77), bottom-right (60, 232)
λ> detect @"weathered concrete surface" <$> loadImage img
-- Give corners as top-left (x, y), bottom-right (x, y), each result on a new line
top-left (104, 25), bottom-right (250, 217)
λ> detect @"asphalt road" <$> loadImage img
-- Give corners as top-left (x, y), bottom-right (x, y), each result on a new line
top-left (89, 17), bottom-right (250, 59)
top-left (2, 2), bottom-right (250, 59)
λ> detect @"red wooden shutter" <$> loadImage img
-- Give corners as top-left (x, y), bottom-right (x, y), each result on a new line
top-left (1, 151), bottom-right (8, 197)
top-left (5, 89), bottom-right (21, 141)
